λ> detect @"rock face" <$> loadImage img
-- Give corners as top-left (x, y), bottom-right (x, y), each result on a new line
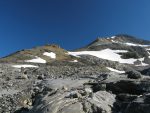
top-left (124, 94), bottom-right (150, 113)
top-left (0, 34), bottom-right (150, 113)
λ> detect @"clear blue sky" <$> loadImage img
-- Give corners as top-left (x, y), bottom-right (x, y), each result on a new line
top-left (0, 0), bottom-right (150, 57)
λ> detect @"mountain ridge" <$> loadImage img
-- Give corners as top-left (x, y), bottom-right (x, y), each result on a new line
top-left (1, 34), bottom-right (150, 67)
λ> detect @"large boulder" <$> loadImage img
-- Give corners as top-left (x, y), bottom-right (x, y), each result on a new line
top-left (126, 70), bottom-right (142, 79)
top-left (106, 79), bottom-right (150, 95)
top-left (88, 91), bottom-right (116, 113)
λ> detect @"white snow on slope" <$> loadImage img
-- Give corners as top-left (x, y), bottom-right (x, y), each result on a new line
top-left (106, 67), bottom-right (125, 73)
top-left (135, 63), bottom-right (149, 66)
top-left (146, 48), bottom-right (150, 51)
top-left (135, 58), bottom-right (149, 66)
top-left (145, 48), bottom-right (150, 60)
top-left (12, 65), bottom-right (38, 68)
top-left (107, 36), bottom-right (116, 40)
top-left (43, 52), bottom-right (56, 59)
top-left (146, 49), bottom-right (150, 58)
top-left (111, 36), bottom-right (116, 39)
top-left (148, 52), bottom-right (150, 58)
top-left (69, 49), bottom-right (137, 64)
top-left (125, 42), bottom-right (150, 47)
top-left (110, 40), bottom-right (150, 47)
top-left (25, 57), bottom-right (46, 63)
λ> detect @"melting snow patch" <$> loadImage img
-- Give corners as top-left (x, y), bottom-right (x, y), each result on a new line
top-left (69, 49), bottom-right (137, 64)
top-left (106, 67), bottom-right (125, 73)
top-left (12, 65), bottom-right (38, 68)
top-left (43, 52), bottom-right (56, 59)
top-left (25, 57), bottom-right (46, 63)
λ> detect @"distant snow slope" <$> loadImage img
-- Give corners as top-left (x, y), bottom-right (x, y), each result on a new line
top-left (43, 52), bottom-right (56, 59)
top-left (25, 56), bottom-right (46, 63)
top-left (124, 42), bottom-right (150, 47)
top-left (69, 48), bottom-right (145, 65)
top-left (110, 39), bottom-right (150, 47)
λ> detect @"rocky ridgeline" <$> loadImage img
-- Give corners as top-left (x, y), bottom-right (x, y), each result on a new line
top-left (0, 35), bottom-right (150, 113)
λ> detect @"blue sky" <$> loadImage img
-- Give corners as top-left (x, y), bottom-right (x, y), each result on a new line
top-left (0, 0), bottom-right (150, 57)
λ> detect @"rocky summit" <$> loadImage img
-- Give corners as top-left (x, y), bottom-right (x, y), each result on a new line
top-left (1, 34), bottom-right (150, 113)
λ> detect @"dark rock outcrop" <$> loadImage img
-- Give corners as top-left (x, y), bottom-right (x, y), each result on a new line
top-left (126, 70), bottom-right (142, 79)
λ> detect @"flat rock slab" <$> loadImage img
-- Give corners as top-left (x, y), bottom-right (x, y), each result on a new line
top-left (41, 78), bottom-right (90, 89)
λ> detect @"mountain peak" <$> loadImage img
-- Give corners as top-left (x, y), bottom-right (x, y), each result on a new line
top-left (86, 34), bottom-right (150, 48)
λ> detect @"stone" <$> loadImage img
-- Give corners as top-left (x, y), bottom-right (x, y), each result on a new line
top-left (126, 70), bottom-right (142, 79)
top-left (37, 74), bottom-right (45, 80)
top-left (62, 86), bottom-right (68, 91)
top-left (88, 91), bottom-right (116, 113)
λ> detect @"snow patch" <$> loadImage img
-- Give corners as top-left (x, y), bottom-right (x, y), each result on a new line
top-left (125, 42), bottom-right (150, 47)
top-left (106, 67), bottom-right (125, 73)
top-left (145, 48), bottom-right (150, 59)
top-left (110, 40), bottom-right (150, 47)
top-left (135, 63), bottom-right (149, 66)
top-left (106, 36), bottom-right (116, 40)
top-left (25, 56), bottom-right (46, 63)
top-left (146, 48), bottom-right (150, 51)
top-left (12, 65), bottom-right (38, 68)
top-left (135, 58), bottom-right (149, 66)
top-left (69, 60), bottom-right (78, 63)
top-left (69, 49), bottom-right (137, 64)
top-left (43, 52), bottom-right (56, 59)
top-left (111, 36), bottom-right (116, 39)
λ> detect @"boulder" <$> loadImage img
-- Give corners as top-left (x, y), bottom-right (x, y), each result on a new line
top-left (126, 70), bottom-right (142, 79)
top-left (106, 79), bottom-right (150, 95)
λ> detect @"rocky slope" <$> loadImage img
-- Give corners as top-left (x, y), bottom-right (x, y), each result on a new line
top-left (0, 34), bottom-right (150, 113)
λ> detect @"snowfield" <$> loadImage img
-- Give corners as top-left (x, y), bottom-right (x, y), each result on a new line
top-left (69, 48), bottom-right (137, 64)
top-left (25, 56), bottom-right (46, 63)
top-left (69, 48), bottom-right (148, 65)
top-left (43, 52), bottom-right (56, 59)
